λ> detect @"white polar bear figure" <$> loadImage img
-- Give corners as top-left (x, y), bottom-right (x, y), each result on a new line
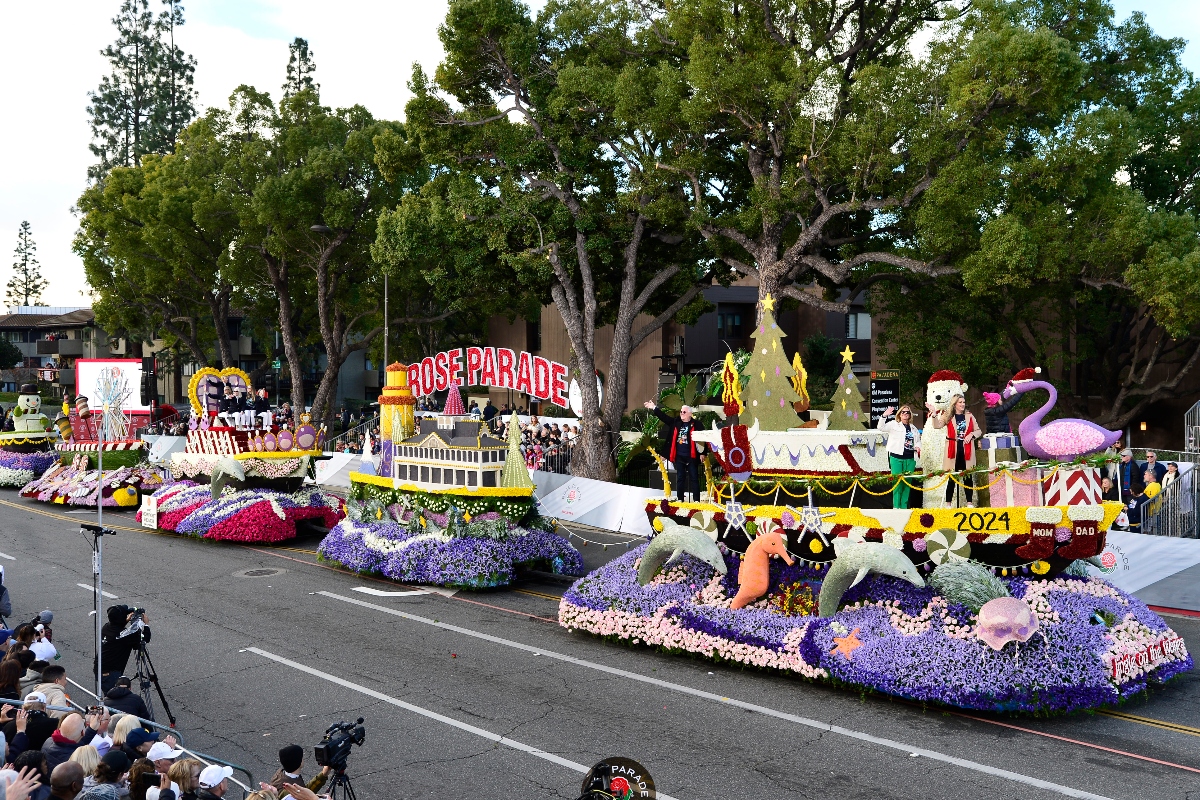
top-left (921, 370), bottom-right (968, 509)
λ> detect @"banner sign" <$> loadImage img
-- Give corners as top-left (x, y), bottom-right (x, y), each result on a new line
top-left (869, 370), bottom-right (900, 427)
top-left (408, 347), bottom-right (570, 407)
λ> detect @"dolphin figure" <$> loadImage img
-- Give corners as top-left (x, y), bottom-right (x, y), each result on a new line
top-left (818, 539), bottom-right (925, 617)
top-left (637, 517), bottom-right (729, 585)
top-left (210, 456), bottom-right (245, 500)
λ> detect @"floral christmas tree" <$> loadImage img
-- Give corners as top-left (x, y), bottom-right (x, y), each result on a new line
top-left (443, 382), bottom-right (466, 416)
top-left (743, 295), bottom-right (801, 431)
top-left (500, 411), bottom-right (534, 489)
top-left (827, 346), bottom-right (867, 430)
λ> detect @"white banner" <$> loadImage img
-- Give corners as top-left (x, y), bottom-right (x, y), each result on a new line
top-left (1089, 530), bottom-right (1200, 595)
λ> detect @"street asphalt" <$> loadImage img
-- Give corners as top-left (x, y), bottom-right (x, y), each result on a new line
top-left (0, 491), bottom-right (1198, 799)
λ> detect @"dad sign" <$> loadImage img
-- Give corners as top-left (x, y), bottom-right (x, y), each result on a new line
top-left (408, 347), bottom-right (570, 407)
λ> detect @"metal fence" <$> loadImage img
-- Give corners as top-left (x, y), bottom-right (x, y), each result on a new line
top-left (324, 414), bottom-right (379, 453)
top-left (1132, 448), bottom-right (1199, 538)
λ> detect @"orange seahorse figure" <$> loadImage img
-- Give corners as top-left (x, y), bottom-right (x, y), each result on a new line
top-left (731, 530), bottom-right (795, 610)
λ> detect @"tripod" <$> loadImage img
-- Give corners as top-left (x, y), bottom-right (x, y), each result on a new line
top-left (324, 768), bottom-right (357, 800)
top-left (131, 639), bottom-right (176, 726)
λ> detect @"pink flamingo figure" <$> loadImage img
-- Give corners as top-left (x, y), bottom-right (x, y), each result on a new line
top-left (1005, 380), bottom-right (1121, 460)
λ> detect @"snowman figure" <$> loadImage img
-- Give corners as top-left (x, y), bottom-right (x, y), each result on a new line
top-left (11, 384), bottom-right (51, 433)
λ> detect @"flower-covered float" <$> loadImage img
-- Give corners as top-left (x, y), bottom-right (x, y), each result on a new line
top-left (0, 384), bottom-right (60, 487)
top-left (559, 296), bottom-right (1190, 713)
top-left (138, 480), bottom-right (343, 543)
top-left (318, 375), bottom-right (582, 587)
top-left (132, 367), bottom-right (343, 542)
top-left (319, 497), bottom-right (583, 588)
top-left (22, 457), bottom-right (166, 508)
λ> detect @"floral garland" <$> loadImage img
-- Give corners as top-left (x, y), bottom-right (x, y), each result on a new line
top-left (21, 463), bottom-right (166, 507)
top-left (144, 484), bottom-right (344, 542)
top-left (559, 545), bottom-right (1192, 713)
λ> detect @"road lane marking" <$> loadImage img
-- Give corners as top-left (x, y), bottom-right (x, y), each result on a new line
top-left (352, 587), bottom-right (429, 597)
top-left (1097, 710), bottom-right (1200, 739)
top-left (244, 646), bottom-right (681, 800)
top-left (318, 591), bottom-right (1115, 800)
top-left (78, 583), bottom-right (118, 599)
top-left (0, 552), bottom-right (14, 560)
top-left (513, 588), bottom-right (562, 601)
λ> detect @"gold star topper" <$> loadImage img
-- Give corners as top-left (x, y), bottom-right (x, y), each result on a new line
top-left (762, 294), bottom-right (776, 312)
top-left (839, 345), bottom-right (855, 363)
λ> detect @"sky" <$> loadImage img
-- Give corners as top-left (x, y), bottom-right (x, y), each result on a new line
top-left (0, 0), bottom-right (1194, 307)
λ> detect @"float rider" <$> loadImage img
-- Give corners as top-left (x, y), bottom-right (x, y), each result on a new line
top-left (644, 400), bottom-right (705, 503)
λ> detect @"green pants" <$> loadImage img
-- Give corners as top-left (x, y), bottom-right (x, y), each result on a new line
top-left (890, 454), bottom-right (916, 509)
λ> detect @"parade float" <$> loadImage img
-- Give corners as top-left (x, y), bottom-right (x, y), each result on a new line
top-left (19, 369), bottom-right (166, 504)
top-left (559, 295), bottom-right (1191, 713)
top-left (135, 366), bottom-right (343, 542)
top-left (318, 368), bottom-right (583, 587)
top-left (0, 384), bottom-right (60, 487)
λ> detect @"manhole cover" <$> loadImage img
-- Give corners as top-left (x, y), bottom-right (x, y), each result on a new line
top-left (236, 568), bottom-right (283, 578)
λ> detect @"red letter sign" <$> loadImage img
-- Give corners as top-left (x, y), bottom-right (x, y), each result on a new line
top-left (497, 348), bottom-right (515, 388)
top-left (466, 347), bottom-right (483, 385)
top-left (550, 362), bottom-right (568, 407)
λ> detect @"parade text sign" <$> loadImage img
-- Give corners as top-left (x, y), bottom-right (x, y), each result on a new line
top-left (408, 348), bottom-right (570, 407)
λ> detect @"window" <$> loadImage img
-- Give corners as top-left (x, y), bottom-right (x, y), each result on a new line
top-left (420, 466), bottom-right (429, 482)
top-left (468, 472), bottom-right (477, 487)
top-left (846, 312), bottom-right (872, 340)
top-left (717, 312), bottom-right (744, 338)
top-left (456, 469), bottom-right (465, 485)
top-left (432, 468), bottom-right (441, 483)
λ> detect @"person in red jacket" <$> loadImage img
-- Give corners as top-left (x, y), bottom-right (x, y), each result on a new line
top-left (644, 401), bottom-right (705, 502)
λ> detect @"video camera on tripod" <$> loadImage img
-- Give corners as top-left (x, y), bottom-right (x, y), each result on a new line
top-left (315, 718), bottom-right (366, 771)
top-left (118, 607), bottom-right (148, 639)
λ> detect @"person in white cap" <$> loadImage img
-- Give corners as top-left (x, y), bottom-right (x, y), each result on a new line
top-left (29, 625), bottom-right (56, 663)
top-left (144, 741), bottom-right (184, 800)
top-left (196, 764), bottom-right (233, 799)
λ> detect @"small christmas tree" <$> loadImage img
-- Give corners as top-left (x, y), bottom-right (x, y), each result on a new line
top-left (827, 346), bottom-right (867, 430)
top-left (742, 295), bottom-right (801, 431)
top-left (500, 411), bottom-right (534, 488)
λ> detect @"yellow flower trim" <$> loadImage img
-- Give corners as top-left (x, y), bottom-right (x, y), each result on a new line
top-left (232, 450), bottom-right (321, 460)
top-left (347, 472), bottom-right (534, 497)
top-left (1031, 560), bottom-right (1050, 575)
top-left (652, 517), bottom-right (664, 532)
top-left (187, 366), bottom-right (252, 414)
top-left (808, 539), bottom-right (823, 554)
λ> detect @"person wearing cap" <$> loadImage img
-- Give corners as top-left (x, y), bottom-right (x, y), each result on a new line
top-left (644, 400), bottom-right (706, 502)
top-left (96, 606), bottom-right (151, 694)
top-left (75, 750), bottom-right (129, 800)
top-left (29, 626), bottom-right (56, 664)
top-left (3, 693), bottom-right (56, 752)
top-left (101, 678), bottom-right (149, 721)
top-left (196, 765), bottom-right (232, 799)
top-left (143, 742), bottom-right (184, 800)
top-left (269, 745), bottom-right (330, 797)
top-left (120, 728), bottom-right (168, 764)
top-left (1118, 449), bottom-right (1136, 502)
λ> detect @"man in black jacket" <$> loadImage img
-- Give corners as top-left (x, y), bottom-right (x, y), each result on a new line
top-left (644, 401), bottom-right (705, 502)
top-left (3, 693), bottom-right (58, 752)
top-left (95, 606), bottom-right (151, 693)
top-left (102, 676), bottom-right (150, 719)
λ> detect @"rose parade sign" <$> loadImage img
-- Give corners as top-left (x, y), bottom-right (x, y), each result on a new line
top-left (406, 347), bottom-right (570, 406)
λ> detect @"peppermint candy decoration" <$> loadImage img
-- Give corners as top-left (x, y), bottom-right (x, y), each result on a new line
top-left (924, 528), bottom-right (971, 565)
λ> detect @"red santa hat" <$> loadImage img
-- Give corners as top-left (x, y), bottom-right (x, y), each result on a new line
top-left (1006, 367), bottom-right (1041, 388)
top-left (927, 369), bottom-right (965, 384)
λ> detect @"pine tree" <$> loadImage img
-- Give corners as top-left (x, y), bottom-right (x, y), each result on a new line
top-left (826, 346), bottom-right (868, 430)
top-left (8, 222), bottom-right (47, 309)
top-left (742, 295), bottom-right (801, 430)
top-left (283, 37), bottom-right (319, 98)
top-left (500, 412), bottom-right (534, 488)
top-left (87, 0), bottom-right (197, 181)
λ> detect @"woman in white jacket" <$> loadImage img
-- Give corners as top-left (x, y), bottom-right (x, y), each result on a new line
top-left (877, 405), bottom-right (919, 508)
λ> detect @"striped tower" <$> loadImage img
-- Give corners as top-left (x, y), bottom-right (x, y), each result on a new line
top-left (379, 363), bottom-right (415, 478)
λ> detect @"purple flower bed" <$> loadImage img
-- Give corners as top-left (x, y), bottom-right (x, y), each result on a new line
top-left (318, 510), bottom-right (584, 589)
top-left (559, 544), bottom-right (1193, 713)
top-left (0, 450), bottom-right (59, 487)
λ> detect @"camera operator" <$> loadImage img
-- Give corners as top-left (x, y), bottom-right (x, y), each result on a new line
top-left (269, 745), bottom-right (330, 798)
top-left (95, 607), bottom-right (150, 694)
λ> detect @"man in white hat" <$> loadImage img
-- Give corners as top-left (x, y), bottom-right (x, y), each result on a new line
top-left (197, 764), bottom-right (233, 799)
top-left (144, 741), bottom-right (185, 800)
